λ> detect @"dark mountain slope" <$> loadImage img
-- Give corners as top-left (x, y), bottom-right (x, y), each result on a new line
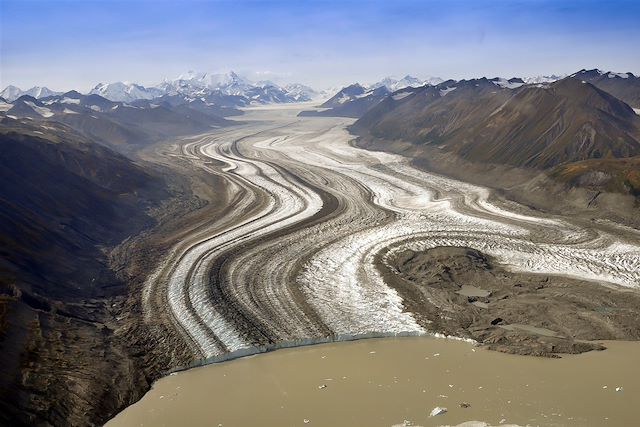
top-left (351, 85), bottom-right (441, 130)
top-left (0, 119), bottom-right (166, 298)
top-left (354, 77), bottom-right (640, 169)
top-left (319, 84), bottom-right (367, 108)
top-left (447, 78), bottom-right (640, 168)
top-left (6, 92), bottom-right (235, 154)
top-left (355, 78), bottom-right (512, 144)
top-left (136, 95), bottom-right (242, 117)
top-left (298, 84), bottom-right (390, 118)
top-left (5, 95), bottom-right (45, 119)
top-left (0, 117), bottom-right (170, 425)
top-left (55, 111), bottom-right (148, 150)
top-left (573, 69), bottom-right (640, 108)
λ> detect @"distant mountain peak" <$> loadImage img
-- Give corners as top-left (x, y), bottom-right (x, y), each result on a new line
top-left (565, 68), bottom-right (640, 108)
top-left (490, 77), bottom-right (525, 89)
top-left (3, 69), bottom-right (318, 106)
top-left (370, 75), bottom-right (443, 91)
top-left (155, 70), bottom-right (317, 104)
top-left (571, 68), bottom-right (637, 81)
top-left (62, 90), bottom-right (83, 98)
top-left (89, 81), bottom-right (163, 103)
top-left (1, 85), bottom-right (61, 102)
top-left (571, 68), bottom-right (607, 78)
top-left (522, 74), bottom-right (564, 85)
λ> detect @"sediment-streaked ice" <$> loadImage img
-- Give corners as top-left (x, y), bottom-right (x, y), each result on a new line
top-left (144, 107), bottom-right (640, 360)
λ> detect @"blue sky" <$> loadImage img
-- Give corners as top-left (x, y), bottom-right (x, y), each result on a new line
top-left (1, 0), bottom-right (639, 91)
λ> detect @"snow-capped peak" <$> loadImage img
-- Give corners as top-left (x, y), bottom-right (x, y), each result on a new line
top-left (522, 74), bottom-right (564, 84)
top-left (89, 81), bottom-right (163, 102)
top-left (0, 85), bottom-right (23, 101)
top-left (283, 83), bottom-right (319, 101)
top-left (156, 70), bottom-right (316, 103)
top-left (370, 75), bottom-right (443, 91)
top-left (158, 70), bottom-right (253, 96)
top-left (491, 77), bottom-right (525, 89)
top-left (23, 87), bottom-right (62, 99)
top-left (3, 71), bottom-right (319, 106)
top-left (606, 71), bottom-right (631, 79)
top-left (177, 70), bottom-right (207, 82)
top-left (0, 85), bottom-right (61, 101)
top-left (568, 69), bottom-right (635, 81)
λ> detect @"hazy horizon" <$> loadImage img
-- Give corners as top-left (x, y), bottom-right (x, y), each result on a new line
top-left (2, 0), bottom-right (640, 92)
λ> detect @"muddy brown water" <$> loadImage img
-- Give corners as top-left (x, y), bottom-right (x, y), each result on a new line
top-left (106, 337), bottom-right (639, 427)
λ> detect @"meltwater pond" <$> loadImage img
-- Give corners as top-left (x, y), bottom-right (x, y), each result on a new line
top-left (106, 337), bottom-right (639, 427)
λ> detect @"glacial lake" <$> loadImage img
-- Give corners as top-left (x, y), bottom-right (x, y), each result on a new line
top-left (106, 337), bottom-right (639, 427)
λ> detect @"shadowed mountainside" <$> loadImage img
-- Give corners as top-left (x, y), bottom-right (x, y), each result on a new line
top-left (5, 91), bottom-right (235, 154)
top-left (0, 117), bottom-right (171, 426)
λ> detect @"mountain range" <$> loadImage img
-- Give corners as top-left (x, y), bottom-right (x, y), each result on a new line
top-left (0, 85), bottom-right (62, 101)
top-left (0, 71), bottom-right (569, 107)
top-left (369, 75), bottom-right (444, 91)
top-left (348, 70), bottom-right (640, 198)
top-left (355, 77), bottom-right (640, 166)
top-left (299, 83), bottom-right (391, 118)
top-left (1, 71), bottom-right (319, 106)
top-left (298, 75), bottom-right (449, 118)
top-left (3, 68), bottom-right (639, 196)
top-left (2, 91), bottom-right (233, 154)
